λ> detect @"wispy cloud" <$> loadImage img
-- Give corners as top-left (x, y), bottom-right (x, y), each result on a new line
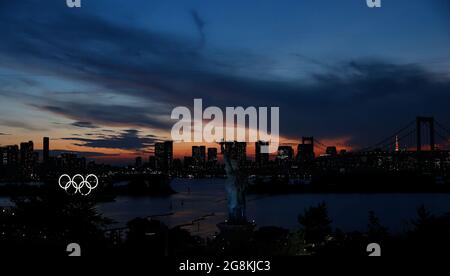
top-left (191, 10), bottom-right (206, 48)
top-left (61, 129), bottom-right (161, 151)
top-left (71, 121), bottom-right (99, 129)
top-left (0, 119), bottom-right (47, 131)
top-left (1, 0), bottom-right (450, 150)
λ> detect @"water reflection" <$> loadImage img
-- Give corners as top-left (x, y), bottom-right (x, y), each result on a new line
top-left (96, 179), bottom-right (450, 237)
top-left (2, 179), bottom-right (450, 237)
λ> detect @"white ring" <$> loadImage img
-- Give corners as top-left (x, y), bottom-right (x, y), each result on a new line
top-left (58, 174), bottom-right (98, 196)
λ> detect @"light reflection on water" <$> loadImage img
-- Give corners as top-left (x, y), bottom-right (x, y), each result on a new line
top-left (3, 178), bottom-right (450, 238)
top-left (97, 178), bottom-right (229, 237)
top-left (97, 179), bottom-right (450, 237)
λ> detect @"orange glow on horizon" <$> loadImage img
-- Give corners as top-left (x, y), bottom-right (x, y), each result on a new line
top-left (1, 132), bottom-right (354, 164)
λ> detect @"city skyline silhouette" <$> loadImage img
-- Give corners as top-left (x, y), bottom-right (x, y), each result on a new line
top-left (1, 1), bottom-right (450, 164)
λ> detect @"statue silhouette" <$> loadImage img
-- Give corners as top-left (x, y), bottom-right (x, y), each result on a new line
top-left (221, 142), bottom-right (247, 224)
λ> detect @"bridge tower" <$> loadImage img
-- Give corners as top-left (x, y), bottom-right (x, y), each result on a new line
top-left (416, 117), bottom-right (435, 151)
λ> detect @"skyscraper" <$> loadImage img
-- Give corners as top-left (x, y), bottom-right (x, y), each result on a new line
top-left (154, 141), bottom-right (173, 172)
top-left (220, 141), bottom-right (247, 164)
top-left (155, 142), bottom-right (164, 169)
top-left (207, 147), bottom-right (218, 162)
top-left (20, 141), bottom-right (33, 162)
top-left (0, 145), bottom-right (19, 166)
top-left (20, 141), bottom-right (34, 175)
top-left (0, 147), bottom-right (6, 166)
top-left (164, 141), bottom-right (173, 170)
top-left (135, 156), bottom-right (143, 168)
top-left (192, 146), bottom-right (206, 167)
top-left (148, 156), bottom-right (157, 170)
top-left (297, 137), bottom-right (315, 162)
top-left (255, 141), bottom-right (269, 166)
top-left (43, 137), bottom-right (49, 164)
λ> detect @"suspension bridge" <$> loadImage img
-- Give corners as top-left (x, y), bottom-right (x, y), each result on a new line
top-left (313, 117), bottom-right (450, 154)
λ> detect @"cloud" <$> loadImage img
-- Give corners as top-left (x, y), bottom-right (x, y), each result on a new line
top-left (190, 10), bottom-right (206, 48)
top-left (61, 129), bottom-right (161, 151)
top-left (31, 102), bottom-right (172, 130)
top-left (1, 1), bottom-right (450, 150)
top-left (0, 119), bottom-right (46, 131)
top-left (71, 121), bottom-right (99, 129)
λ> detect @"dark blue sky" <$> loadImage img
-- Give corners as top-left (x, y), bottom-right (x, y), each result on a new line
top-left (0, 0), bottom-right (449, 160)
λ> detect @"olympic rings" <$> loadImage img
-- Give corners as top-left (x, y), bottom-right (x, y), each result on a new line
top-left (58, 174), bottom-right (98, 196)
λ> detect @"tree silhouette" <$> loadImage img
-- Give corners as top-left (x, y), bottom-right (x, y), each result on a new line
top-left (367, 211), bottom-right (389, 242)
top-left (0, 194), bottom-right (112, 256)
top-left (298, 202), bottom-right (332, 244)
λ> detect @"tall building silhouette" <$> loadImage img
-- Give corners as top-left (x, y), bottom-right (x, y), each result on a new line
top-left (43, 137), bottom-right (49, 164)
top-left (192, 146), bottom-right (206, 166)
top-left (219, 141), bottom-right (247, 164)
top-left (155, 142), bottom-right (164, 169)
top-left (20, 141), bottom-right (34, 175)
top-left (164, 141), bottom-right (173, 169)
top-left (0, 145), bottom-right (19, 166)
top-left (255, 141), bottom-right (269, 166)
top-left (297, 137), bottom-right (315, 162)
top-left (207, 147), bottom-right (218, 162)
top-left (135, 156), bottom-right (143, 168)
top-left (155, 141), bottom-right (173, 171)
top-left (148, 155), bottom-right (157, 170)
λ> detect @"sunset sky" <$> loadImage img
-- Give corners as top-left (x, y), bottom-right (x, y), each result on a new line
top-left (0, 0), bottom-right (450, 164)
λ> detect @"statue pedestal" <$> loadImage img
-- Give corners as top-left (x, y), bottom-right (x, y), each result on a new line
top-left (217, 221), bottom-right (255, 240)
